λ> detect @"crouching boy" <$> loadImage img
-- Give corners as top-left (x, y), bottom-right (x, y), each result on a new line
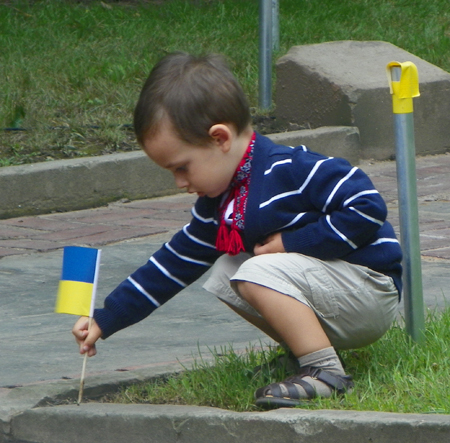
top-left (73, 52), bottom-right (402, 408)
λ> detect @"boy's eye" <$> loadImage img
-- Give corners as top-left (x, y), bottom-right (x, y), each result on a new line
top-left (176, 166), bottom-right (187, 172)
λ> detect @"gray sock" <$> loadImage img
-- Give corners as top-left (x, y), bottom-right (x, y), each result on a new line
top-left (298, 347), bottom-right (345, 376)
top-left (295, 347), bottom-right (346, 398)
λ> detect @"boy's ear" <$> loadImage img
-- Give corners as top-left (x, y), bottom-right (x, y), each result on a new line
top-left (208, 124), bottom-right (232, 152)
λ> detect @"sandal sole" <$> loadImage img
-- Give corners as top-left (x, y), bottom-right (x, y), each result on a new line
top-left (255, 396), bottom-right (306, 409)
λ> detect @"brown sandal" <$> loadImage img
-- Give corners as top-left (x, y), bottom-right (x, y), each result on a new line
top-left (255, 366), bottom-right (354, 409)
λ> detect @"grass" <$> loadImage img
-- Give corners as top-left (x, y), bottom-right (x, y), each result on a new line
top-left (106, 308), bottom-right (450, 414)
top-left (1, 0), bottom-right (450, 166)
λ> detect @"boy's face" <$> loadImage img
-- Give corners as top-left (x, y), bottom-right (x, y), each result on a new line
top-left (142, 120), bottom-right (239, 198)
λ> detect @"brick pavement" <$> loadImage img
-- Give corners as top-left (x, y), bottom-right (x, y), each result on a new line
top-left (0, 194), bottom-right (197, 258)
top-left (0, 153), bottom-right (449, 260)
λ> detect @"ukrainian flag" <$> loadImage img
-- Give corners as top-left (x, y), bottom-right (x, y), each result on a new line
top-left (55, 246), bottom-right (101, 317)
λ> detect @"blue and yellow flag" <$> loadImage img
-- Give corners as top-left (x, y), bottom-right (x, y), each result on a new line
top-left (55, 246), bottom-right (101, 317)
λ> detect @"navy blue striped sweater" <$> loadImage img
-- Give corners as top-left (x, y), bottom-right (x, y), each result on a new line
top-left (94, 133), bottom-right (402, 339)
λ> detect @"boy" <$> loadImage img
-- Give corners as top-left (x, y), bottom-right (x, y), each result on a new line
top-left (73, 52), bottom-right (402, 409)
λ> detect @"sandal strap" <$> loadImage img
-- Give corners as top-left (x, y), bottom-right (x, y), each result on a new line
top-left (266, 382), bottom-right (283, 398)
top-left (289, 367), bottom-right (354, 395)
top-left (290, 378), bottom-right (317, 398)
top-left (263, 381), bottom-right (301, 400)
top-left (281, 381), bottom-right (301, 400)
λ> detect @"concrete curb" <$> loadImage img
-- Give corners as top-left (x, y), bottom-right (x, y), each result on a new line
top-left (0, 127), bottom-right (360, 219)
top-left (0, 365), bottom-right (180, 443)
top-left (2, 367), bottom-right (450, 443)
top-left (12, 404), bottom-right (450, 443)
top-left (0, 151), bottom-right (179, 220)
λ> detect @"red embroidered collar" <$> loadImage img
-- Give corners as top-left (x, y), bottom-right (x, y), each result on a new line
top-left (215, 132), bottom-right (255, 255)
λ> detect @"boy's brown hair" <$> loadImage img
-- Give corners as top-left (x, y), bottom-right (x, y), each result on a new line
top-left (133, 52), bottom-right (251, 146)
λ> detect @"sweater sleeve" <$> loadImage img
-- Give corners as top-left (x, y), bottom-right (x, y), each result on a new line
top-left (94, 197), bottom-right (222, 339)
top-left (281, 155), bottom-right (389, 260)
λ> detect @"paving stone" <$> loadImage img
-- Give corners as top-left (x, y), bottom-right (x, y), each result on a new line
top-left (60, 208), bottom-right (159, 224)
top-left (109, 218), bottom-right (188, 229)
top-left (0, 247), bottom-right (29, 258)
top-left (423, 247), bottom-right (450, 260)
top-left (0, 239), bottom-right (62, 252)
top-left (419, 229), bottom-right (450, 250)
top-left (0, 216), bottom-right (82, 231)
top-left (0, 225), bottom-right (46, 240)
top-left (72, 227), bottom-right (169, 246)
top-left (30, 225), bottom-right (119, 242)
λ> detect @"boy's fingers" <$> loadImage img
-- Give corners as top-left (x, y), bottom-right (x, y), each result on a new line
top-left (83, 325), bottom-right (101, 346)
top-left (72, 316), bottom-right (89, 338)
top-left (80, 321), bottom-right (102, 357)
top-left (254, 241), bottom-right (272, 255)
top-left (72, 317), bottom-right (102, 357)
top-left (254, 233), bottom-right (285, 255)
top-left (81, 343), bottom-right (97, 357)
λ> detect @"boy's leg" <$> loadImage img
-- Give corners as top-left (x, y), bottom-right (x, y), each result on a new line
top-left (236, 281), bottom-right (331, 357)
top-left (228, 253), bottom-right (398, 406)
top-left (204, 253), bottom-right (294, 346)
top-left (219, 299), bottom-right (283, 343)
top-left (237, 280), bottom-right (349, 402)
top-left (204, 251), bottom-right (398, 406)
top-left (204, 253), bottom-right (351, 403)
top-left (204, 253), bottom-right (295, 358)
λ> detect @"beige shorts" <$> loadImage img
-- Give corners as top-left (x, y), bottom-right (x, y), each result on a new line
top-left (203, 252), bottom-right (399, 350)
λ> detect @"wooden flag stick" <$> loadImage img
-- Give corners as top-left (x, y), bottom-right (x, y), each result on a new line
top-left (77, 249), bottom-right (101, 405)
top-left (77, 316), bottom-right (93, 405)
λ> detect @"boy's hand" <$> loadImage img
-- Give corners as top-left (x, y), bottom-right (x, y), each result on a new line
top-left (254, 232), bottom-right (285, 255)
top-left (72, 316), bottom-right (103, 357)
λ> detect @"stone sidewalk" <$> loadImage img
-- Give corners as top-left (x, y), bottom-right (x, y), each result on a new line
top-left (1, 153), bottom-right (449, 261)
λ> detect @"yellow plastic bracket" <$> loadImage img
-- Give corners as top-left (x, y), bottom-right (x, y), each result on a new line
top-left (387, 61), bottom-right (420, 114)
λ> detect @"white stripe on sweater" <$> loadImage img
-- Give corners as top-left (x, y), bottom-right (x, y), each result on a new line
top-left (127, 276), bottom-right (161, 307)
top-left (322, 167), bottom-right (358, 212)
top-left (192, 206), bottom-right (216, 224)
top-left (150, 256), bottom-right (187, 287)
top-left (264, 159), bottom-right (292, 175)
top-left (279, 212), bottom-right (307, 230)
top-left (260, 158), bottom-right (332, 208)
top-left (326, 215), bottom-right (357, 249)
top-left (370, 237), bottom-right (400, 246)
top-left (343, 189), bottom-right (379, 207)
top-left (164, 242), bottom-right (211, 266)
top-left (182, 224), bottom-right (216, 249)
top-left (349, 207), bottom-right (384, 226)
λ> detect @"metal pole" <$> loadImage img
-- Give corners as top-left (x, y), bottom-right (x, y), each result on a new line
top-left (259, 0), bottom-right (272, 110)
top-left (271, 0), bottom-right (280, 51)
top-left (388, 63), bottom-right (425, 343)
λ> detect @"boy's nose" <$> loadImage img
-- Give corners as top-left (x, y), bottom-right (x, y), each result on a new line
top-left (174, 175), bottom-right (189, 189)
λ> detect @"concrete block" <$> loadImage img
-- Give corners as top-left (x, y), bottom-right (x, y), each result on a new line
top-left (275, 41), bottom-right (450, 160)
top-left (269, 126), bottom-right (361, 165)
top-left (0, 151), bottom-right (178, 219)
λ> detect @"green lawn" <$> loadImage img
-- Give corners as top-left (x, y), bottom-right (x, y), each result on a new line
top-left (107, 308), bottom-right (450, 414)
top-left (1, 0), bottom-right (449, 165)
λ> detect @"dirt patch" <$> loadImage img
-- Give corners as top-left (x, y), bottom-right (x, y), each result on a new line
top-left (0, 114), bottom-right (298, 166)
